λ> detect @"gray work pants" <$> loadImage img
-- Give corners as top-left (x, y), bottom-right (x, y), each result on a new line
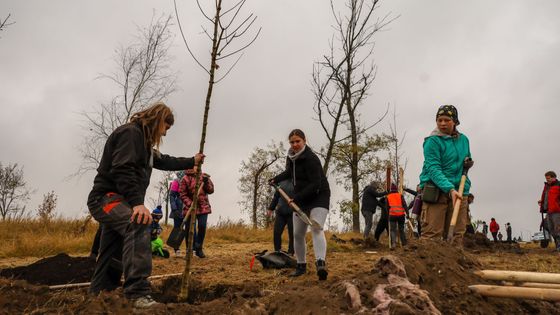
top-left (88, 193), bottom-right (152, 299)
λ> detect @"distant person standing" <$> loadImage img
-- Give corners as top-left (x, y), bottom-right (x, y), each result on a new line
top-left (539, 171), bottom-right (560, 251)
top-left (387, 184), bottom-right (408, 249)
top-left (506, 223), bottom-right (512, 243)
top-left (361, 182), bottom-right (387, 239)
top-left (374, 197), bottom-right (389, 241)
top-left (482, 221), bottom-right (488, 237)
top-left (180, 165), bottom-right (214, 258)
top-left (489, 218), bottom-right (499, 242)
top-left (267, 179), bottom-right (295, 255)
top-left (169, 172), bottom-right (185, 256)
top-left (408, 185), bottom-right (423, 237)
top-left (418, 105), bottom-right (473, 245)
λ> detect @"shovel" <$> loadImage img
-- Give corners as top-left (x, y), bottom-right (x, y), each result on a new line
top-left (446, 158), bottom-right (473, 242)
top-left (271, 183), bottom-right (322, 230)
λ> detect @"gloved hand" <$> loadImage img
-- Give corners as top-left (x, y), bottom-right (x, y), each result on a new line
top-left (463, 157), bottom-right (474, 170)
top-left (411, 213), bottom-right (418, 220)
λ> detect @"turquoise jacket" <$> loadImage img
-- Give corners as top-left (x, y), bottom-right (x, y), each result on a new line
top-left (419, 129), bottom-right (472, 195)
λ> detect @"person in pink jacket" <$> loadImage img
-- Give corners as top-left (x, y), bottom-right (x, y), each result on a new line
top-left (179, 165), bottom-right (214, 258)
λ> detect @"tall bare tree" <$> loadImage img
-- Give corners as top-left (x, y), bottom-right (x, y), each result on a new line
top-left (0, 162), bottom-right (32, 220)
top-left (76, 14), bottom-right (176, 176)
top-left (388, 104), bottom-right (407, 185)
top-left (0, 14), bottom-right (14, 38)
top-left (331, 133), bottom-right (391, 229)
top-left (314, 0), bottom-right (396, 232)
top-left (174, 0), bottom-right (260, 300)
top-left (238, 142), bottom-right (285, 229)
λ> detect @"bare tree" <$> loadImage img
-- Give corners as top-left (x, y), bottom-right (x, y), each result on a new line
top-left (331, 133), bottom-right (391, 228)
top-left (174, 0), bottom-right (261, 300)
top-left (238, 142), bottom-right (285, 229)
top-left (0, 163), bottom-right (32, 220)
top-left (37, 191), bottom-right (58, 222)
top-left (388, 104), bottom-right (407, 185)
top-left (314, 0), bottom-right (396, 232)
top-left (76, 14), bottom-right (176, 176)
top-left (148, 171), bottom-right (175, 225)
top-left (0, 14), bottom-right (14, 37)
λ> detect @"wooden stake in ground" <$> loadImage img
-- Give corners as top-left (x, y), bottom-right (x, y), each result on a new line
top-left (49, 273), bottom-right (182, 290)
top-left (475, 270), bottom-right (560, 284)
top-left (446, 158), bottom-right (472, 242)
top-left (502, 281), bottom-right (560, 290)
top-left (469, 285), bottom-right (560, 302)
top-left (174, 0), bottom-right (260, 302)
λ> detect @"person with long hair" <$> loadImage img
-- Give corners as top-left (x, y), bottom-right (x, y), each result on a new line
top-left (86, 102), bottom-right (204, 308)
top-left (270, 129), bottom-right (331, 280)
top-left (419, 105), bottom-right (473, 246)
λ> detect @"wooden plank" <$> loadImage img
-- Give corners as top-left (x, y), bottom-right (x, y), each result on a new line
top-left (469, 284), bottom-right (560, 301)
top-left (48, 272), bottom-right (182, 290)
top-left (475, 270), bottom-right (560, 284)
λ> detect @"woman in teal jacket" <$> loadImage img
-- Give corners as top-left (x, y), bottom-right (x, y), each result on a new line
top-left (419, 105), bottom-right (473, 245)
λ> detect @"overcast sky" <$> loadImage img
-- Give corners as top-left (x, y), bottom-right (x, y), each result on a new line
top-left (1, 1), bottom-right (559, 239)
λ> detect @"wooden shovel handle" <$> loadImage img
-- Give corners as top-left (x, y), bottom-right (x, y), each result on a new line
top-left (447, 174), bottom-right (467, 241)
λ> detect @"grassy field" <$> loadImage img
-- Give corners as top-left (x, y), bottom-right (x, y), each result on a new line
top-left (0, 217), bottom-right (361, 258)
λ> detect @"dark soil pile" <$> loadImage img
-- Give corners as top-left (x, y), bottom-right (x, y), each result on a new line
top-left (463, 232), bottom-right (525, 254)
top-left (400, 240), bottom-right (557, 314)
top-left (0, 253), bottom-right (95, 285)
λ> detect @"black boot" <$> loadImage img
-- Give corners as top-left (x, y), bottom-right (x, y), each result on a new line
top-left (289, 263), bottom-right (306, 277)
top-left (316, 259), bottom-right (328, 281)
top-left (195, 246), bottom-right (206, 258)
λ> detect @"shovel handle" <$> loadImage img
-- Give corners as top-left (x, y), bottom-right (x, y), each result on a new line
top-left (447, 174), bottom-right (467, 241)
top-left (271, 184), bottom-right (322, 230)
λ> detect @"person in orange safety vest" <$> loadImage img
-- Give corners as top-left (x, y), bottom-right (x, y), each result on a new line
top-left (387, 184), bottom-right (408, 249)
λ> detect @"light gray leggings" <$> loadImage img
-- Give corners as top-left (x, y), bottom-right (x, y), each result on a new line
top-left (293, 207), bottom-right (328, 263)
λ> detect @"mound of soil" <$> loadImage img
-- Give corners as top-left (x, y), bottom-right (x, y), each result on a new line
top-left (0, 253), bottom-right (95, 285)
top-left (400, 240), bottom-right (556, 314)
top-left (463, 232), bottom-right (525, 254)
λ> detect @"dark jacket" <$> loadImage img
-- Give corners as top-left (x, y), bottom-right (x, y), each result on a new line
top-left (87, 122), bottom-right (195, 208)
top-left (360, 185), bottom-right (387, 213)
top-left (269, 180), bottom-right (294, 216)
top-left (273, 146), bottom-right (330, 212)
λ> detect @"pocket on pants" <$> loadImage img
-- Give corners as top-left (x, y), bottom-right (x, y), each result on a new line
top-left (91, 192), bottom-right (132, 224)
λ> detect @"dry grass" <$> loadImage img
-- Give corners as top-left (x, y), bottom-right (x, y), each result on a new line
top-left (0, 217), bottom-right (360, 258)
top-left (0, 218), bottom-right (98, 258)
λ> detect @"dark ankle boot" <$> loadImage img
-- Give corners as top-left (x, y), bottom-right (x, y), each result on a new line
top-left (195, 247), bottom-right (206, 258)
top-left (316, 259), bottom-right (328, 281)
top-left (289, 263), bottom-right (306, 277)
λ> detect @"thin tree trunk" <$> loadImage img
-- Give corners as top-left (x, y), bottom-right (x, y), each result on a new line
top-left (179, 1), bottom-right (221, 302)
top-left (252, 173), bottom-right (259, 229)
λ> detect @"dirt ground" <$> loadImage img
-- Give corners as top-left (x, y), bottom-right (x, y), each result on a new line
top-left (1, 233), bottom-right (560, 314)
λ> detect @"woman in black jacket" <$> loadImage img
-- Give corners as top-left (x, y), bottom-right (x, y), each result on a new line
top-left (271, 129), bottom-right (330, 280)
top-left (86, 102), bottom-right (204, 308)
